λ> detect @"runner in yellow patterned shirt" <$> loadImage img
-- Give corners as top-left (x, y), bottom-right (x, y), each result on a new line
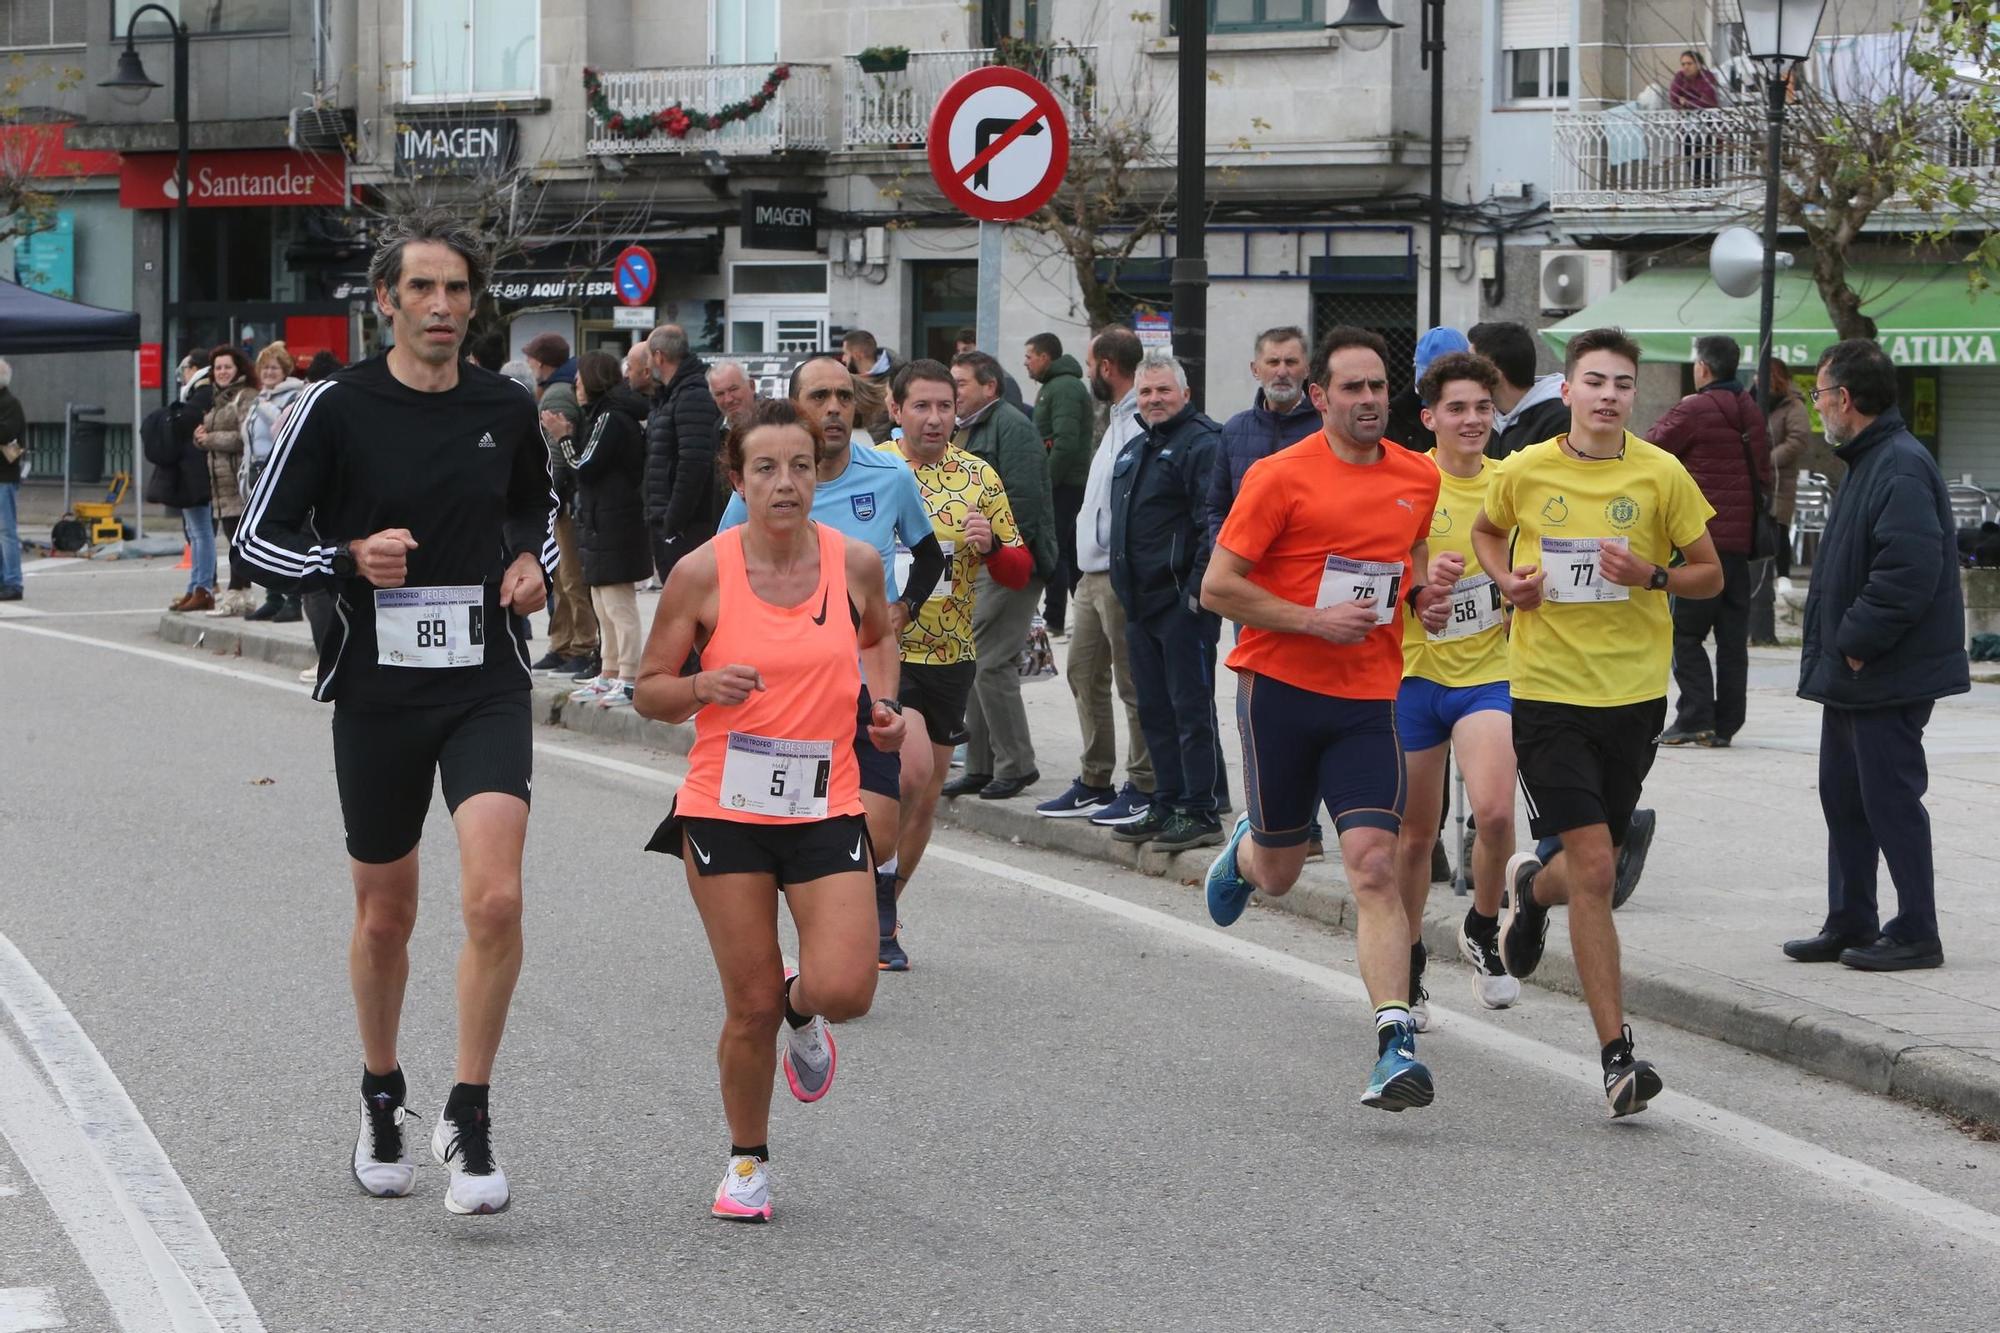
top-left (872, 358), bottom-right (1028, 969)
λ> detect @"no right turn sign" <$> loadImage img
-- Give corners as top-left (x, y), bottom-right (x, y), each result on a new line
top-left (926, 66), bottom-right (1072, 223)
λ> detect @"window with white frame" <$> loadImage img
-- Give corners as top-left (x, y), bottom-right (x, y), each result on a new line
top-left (1498, 0), bottom-right (1570, 106)
top-left (3, 0), bottom-right (83, 46)
top-left (407, 0), bottom-right (539, 102)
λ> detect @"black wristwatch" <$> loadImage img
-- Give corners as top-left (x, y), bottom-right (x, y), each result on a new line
top-left (874, 697), bottom-right (904, 715)
top-left (1648, 564), bottom-right (1670, 591)
top-left (899, 595), bottom-right (923, 622)
top-left (330, 541), bottom-right (357, 579)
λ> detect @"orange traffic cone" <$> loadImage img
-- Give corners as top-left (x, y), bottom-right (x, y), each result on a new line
top-left (176, 543), bottom-right (191, 570)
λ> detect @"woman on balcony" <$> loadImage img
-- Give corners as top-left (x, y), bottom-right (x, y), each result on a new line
top-left (1671, 50), bottom-right (1725, 186)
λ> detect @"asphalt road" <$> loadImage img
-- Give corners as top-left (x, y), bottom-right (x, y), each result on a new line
top-left (4, 557), bottom-right (2000, 1332)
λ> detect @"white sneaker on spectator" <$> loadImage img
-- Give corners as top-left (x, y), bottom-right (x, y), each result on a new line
top-left (569, 676), bottom-right (617, 703)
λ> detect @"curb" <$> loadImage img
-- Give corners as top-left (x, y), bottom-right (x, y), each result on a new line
top-left (155, 614), bottom-right (2000, 1128)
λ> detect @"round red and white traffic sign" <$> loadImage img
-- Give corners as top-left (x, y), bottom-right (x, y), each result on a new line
top-left (926, 66), bottom-right (1071, 223)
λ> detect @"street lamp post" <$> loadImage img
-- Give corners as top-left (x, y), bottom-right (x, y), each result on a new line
top-left (1331, 0), bottom-right (1445, 330)
top-left (1172, 0), bottom-right (1208, 408)
top-left (1741, 0), bottom-right (1827, 412)
top-left (100, 3), bottom-right (189, 410)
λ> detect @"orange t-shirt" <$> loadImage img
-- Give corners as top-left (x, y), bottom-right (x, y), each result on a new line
top-left (675, 523), bottom-right (865, 824)
top-left (1217, 432), bottom-right (1440, 700)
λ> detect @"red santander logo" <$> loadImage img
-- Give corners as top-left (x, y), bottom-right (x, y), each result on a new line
top-left (120, 149), bottom-right (346, 209)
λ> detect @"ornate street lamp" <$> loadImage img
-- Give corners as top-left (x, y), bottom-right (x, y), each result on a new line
top-left (1741, 0), bottom-right (1827, 410)
top-left (100, 4), bottom-right (190, 409)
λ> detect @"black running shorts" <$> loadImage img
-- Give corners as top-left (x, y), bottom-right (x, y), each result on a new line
top-left (854, 684), bottom-right (901, 799)
top-left (1511, 696), bottom-right (1667, 844)
top-left (648, 812), bottom-right (873, 885)
top-left (898, 660), bottom-right (975, 747)
top-left (330, 692), bottom-right (533, 864)
top-left (1236, 671), bottom-right (1405, 845)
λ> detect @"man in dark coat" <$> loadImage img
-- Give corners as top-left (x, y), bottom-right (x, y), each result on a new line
top-left (1108, 352), bottom-right (1227, 854)
top-left (1027, 331), bottom-right (1093, 635)
top-left (1783, 340), bottom-right (1969, 973)
top-left (642, 324), bottom-right (722, 580)
top-left (1650, 334), bottom-right (1773, 746)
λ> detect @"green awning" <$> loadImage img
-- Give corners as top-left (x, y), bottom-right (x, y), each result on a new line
top-left (1541, 264), bottom-right (2000, 367)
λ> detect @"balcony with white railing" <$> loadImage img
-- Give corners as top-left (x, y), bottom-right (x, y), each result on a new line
top-left (841, 46), bottom-right (1097, 151)
top-left (585, 63), bottom-right (832, 156)
top-left (1552, 103), bottom-right (2000, 216)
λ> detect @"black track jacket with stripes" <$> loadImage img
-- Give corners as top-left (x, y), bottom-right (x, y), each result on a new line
top-left (234, 354), bottom-right (559, 707)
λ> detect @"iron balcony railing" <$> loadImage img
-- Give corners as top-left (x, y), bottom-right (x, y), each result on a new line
top-left (585, 63), bottom-right (831, 156)
top-left (841, 46), bottom-right (1096, 150)
top-left (1551, 103), bottom-right (2000, 211)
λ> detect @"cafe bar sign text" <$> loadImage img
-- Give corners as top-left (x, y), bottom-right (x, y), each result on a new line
top-left (395, 116), bottom-right (518, 176)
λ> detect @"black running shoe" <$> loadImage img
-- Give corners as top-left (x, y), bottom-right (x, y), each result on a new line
top-left (1613, 808), bottom-right (1656, 909)
top-left (1603, 1024), bottom-right (1664, 1118)
top-left (1498, 851), bottom-right (1551, 979)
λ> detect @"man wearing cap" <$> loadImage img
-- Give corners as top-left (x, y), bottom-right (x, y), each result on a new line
top-left (1386, 327), bottom-right (1470, 452)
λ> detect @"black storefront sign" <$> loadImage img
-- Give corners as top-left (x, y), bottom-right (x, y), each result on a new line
top-left (396, 117), bottom-right (519, 176)
top-left (741, 191), bottom-right (819, 251)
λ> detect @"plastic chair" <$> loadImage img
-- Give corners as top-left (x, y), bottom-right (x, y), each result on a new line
top-left (1791, 471), bottom-right (1831, 566)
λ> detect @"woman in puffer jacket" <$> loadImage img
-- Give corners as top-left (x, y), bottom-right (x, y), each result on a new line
top-left (556, 349), bottom-right (654, 709)
top-left (195, 346), bottom-right (258, 616)
top-left (234, 341), bottom-right (307, 622)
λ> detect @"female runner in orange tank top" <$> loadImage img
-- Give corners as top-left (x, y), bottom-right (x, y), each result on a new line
top-left (635, 398), bottom-right (906, 1222)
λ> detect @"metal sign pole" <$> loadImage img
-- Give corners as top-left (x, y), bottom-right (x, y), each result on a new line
top-left (62, 403), bottom-right (72, 515)
top-left (976, 220), bottom-right (1002, 355)
top-left (132, 353), bottom-right (145, 540)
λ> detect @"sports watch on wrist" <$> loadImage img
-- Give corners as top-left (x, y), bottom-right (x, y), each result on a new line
top-left (330, 541), bottom-right (357, 579)
top-left (875, 697), bottom-right (904, 714)
top-left (1648, 564), bottom-right (1670, 591)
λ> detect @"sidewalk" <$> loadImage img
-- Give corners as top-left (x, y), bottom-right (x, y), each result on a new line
top-left (156, 594), bottom-right (2000, 1127)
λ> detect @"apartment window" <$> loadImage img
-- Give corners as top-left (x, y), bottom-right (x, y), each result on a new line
top-left (712, 0), bottom-right (778, 65)
top-left (407, 0), bottom-right (539, 101)
top-left (1168, 0), bottom-right (1324, 36)
top-left (3, 0), bottom-right (83, 46)
top-left (114, 0), bottom-right (288, 37)
top-left (1498, 0), bottom-right (1569, 105)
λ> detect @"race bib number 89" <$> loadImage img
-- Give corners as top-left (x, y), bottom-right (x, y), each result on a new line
top-left (1315, 554), bottom-right (1403, 626)
top-left (375, 585), bottom-right (485, 667)
top-left (1540, 537), bottom-right (1630, 603)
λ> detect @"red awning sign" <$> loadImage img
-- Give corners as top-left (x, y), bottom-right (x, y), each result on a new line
top-left (926, 66), bottom-right (1071, 223)
top-left (119, 149), bottom-right (347, 209)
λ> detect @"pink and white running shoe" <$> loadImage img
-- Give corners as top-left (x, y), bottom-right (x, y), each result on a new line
top-left (780, 967), bottom-right (837, 1103)
top-left (712, 1155), bottom-right (772, 1222)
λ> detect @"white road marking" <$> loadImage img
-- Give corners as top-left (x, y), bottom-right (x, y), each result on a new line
top-left (0, 944), bottom-right (265, 1332)
top-left (0, 607), bottom-right (181, 620)
top-left (525, 736), bottom-right (2000, 1252)
top-left (0, 1288), bottom-right (65, 1332)
top-left (13, 622), bottom-right (2000, 1253)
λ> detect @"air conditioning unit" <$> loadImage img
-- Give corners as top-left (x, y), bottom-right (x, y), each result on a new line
top-left (288, 105), bottom-right (355, 154)
top-left (1539, 249), bottom-right (1621, 315)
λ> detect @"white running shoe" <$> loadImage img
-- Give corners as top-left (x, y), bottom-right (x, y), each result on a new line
top-left (430, 1104), bottom-right (510, 1215)
top-left (352, 1092), bottom-right (417, 1197)
top-left (1458, 920), bottom-right (1523, 1010)
top-left (298, 666), bottom-right (318, 684)
top-left (568, 676), bottom-right (616, 703)
top-left (596, 682), bottom-right (635, 709)
top-left (712, 1155), bottom-right (771, 1222)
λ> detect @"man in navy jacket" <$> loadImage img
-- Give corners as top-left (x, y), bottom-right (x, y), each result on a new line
top-left (1784, 339), bottom-right (1968, 972)
top-left (1110, 352), bottom-right (1227, 855)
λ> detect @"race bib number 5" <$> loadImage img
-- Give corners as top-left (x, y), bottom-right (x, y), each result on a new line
top-left (375, 585), bottom-right (485, 667)
top-left (1427, 573), bottom-right (1505, 641)
top-left (1540, 537), bottom-right (1631, 603)
top-left (1315, 554), bottom-right (1403, 626)
top-left (720, 732), bottom-right (834, 818)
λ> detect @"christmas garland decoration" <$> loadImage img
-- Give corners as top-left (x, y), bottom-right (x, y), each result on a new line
top-left (583, 64), bottom-right (792, 140)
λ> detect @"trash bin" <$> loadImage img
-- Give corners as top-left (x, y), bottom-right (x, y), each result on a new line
top-left (66, 419), bottom-right (106, 484)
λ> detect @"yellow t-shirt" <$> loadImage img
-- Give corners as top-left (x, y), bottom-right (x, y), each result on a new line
top-left (1402, 452), bottom-right (1509, 688)
top-left (879, 440), bottom-right (1021, 666)
top-left (1480, 433), bottom-right (1715, 707)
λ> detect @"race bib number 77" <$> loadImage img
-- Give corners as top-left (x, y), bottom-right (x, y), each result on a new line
top-left (1540, 537), bottom-right (1630, 603)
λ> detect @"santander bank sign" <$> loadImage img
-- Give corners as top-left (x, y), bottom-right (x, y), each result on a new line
top-left (119, 148), bottom-right (348, 209)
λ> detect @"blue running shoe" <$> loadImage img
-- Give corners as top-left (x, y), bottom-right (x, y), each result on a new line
top-left (1361, 1023), bottom-right (1435, 1112)
top-left (1036, 778), bottom-right (1116, 819)
top-left (1205, 813), bottom-right (1256, 927)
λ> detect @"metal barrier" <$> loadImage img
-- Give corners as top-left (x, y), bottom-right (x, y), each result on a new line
top-left (24, 421), bottom-right (132, 482)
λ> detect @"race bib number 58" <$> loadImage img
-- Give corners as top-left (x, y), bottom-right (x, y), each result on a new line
top-left (1540, 537), bottom-right (1630, 603)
